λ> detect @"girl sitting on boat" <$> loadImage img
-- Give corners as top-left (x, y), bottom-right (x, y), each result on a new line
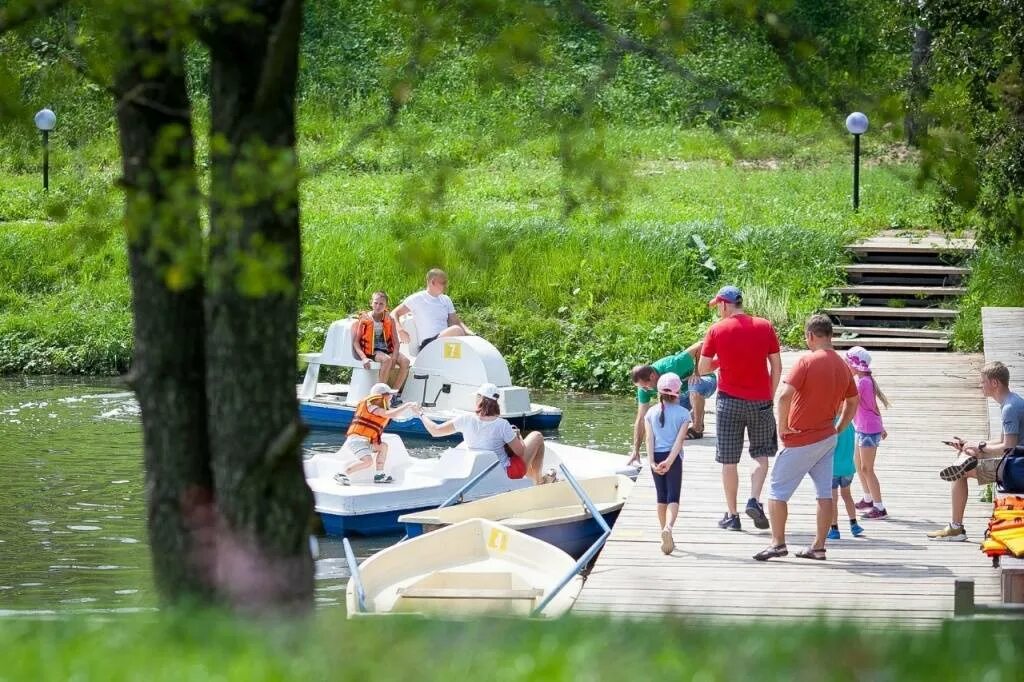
top-left (416, 383), bottom-right (553, 485)
top-left (644, 372), bottom-right (691, 555)
top-left (334, 383), bottom-right (419, 486)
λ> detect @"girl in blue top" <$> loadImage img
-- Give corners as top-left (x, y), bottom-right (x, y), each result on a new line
top-left (828, 419), bottom-right (864, 540)
top-left (644, 372), bottom-right (691, 555)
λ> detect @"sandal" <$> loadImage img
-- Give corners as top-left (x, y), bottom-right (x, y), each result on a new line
top-left (753, 544), bottom-right (788, 561)
top-left (795, 547), bottom-right (826, 561)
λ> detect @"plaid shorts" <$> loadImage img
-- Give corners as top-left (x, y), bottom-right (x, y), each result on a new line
top-left (714, 392), bottom-right (778, 465)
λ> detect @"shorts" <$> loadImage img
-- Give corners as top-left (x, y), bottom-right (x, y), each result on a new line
top-left (346, 435), bottom-right (374, 459)
top-left (856, 431), bottom-right (883, 448)
top-left (418, 335), bottom-right (439, 352)
top-left (505, 454), bottom-right (527, 480)
top-left (714, 392), bottom-right (777, 465)
top-left (831, 475), bottom-right (854, 490)
top-left (652, 451), bottom-right (683, 504)
top-left (768, 435), bottom-right (837, 502)
top-left (976, 457), bottom-right (1000, 485)
top-left (680, 374), bottom-right (718, 411)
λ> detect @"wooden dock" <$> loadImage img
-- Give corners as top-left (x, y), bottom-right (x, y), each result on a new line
top-left (575, 348), bottom-right (1005, 624)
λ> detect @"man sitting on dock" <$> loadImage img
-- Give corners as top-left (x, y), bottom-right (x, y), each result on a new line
top-left (393, 268), bottom-right (474, 352)
top-left (928, 361), bottom-right (1023, 542)
top-left (628, 341), bottom-right (718, 466)
top-left (352, 291), bottom-right (410, 390)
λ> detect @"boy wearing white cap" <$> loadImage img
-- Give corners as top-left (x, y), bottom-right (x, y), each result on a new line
top-left (334, 383), bottom-right (419, 486)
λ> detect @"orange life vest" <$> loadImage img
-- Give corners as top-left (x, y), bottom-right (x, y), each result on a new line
top-left (347, 395), bottom-right (390, 444)
top-left (356, 312), bottom-right (396, 358)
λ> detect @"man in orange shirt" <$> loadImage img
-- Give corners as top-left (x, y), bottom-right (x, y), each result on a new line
top-left (753, 314), bottom-right (859, 562)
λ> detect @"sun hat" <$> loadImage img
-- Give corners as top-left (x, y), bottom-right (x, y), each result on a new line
top-left (370, 382), bottom-right (400, 396)
top-left (845, 346), bottom-right (872, 372)
top-left (708, 285), bottom-right (742, 306)
top-left (656, 372), bottom-right (683, 397)
top-left (475, 382), bottom-right (501, 400)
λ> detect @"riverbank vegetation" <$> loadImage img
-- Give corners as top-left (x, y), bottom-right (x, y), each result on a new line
top-left (2, 0), bottom-right (1021, 391)
top-left (2, 611), bottom-right (1022, 681)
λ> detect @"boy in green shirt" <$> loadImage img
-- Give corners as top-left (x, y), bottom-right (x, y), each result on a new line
top-left (629, 341), bottom-right (718, 465)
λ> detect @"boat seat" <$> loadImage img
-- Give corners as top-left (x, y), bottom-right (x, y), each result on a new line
top-left (397, 586), bottom-right (543, 600)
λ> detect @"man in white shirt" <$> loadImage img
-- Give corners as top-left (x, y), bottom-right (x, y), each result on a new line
top-left (392, 268), bottom-right (473, 351)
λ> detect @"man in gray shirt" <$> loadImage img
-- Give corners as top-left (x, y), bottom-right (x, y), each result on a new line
top-left (928, 361), bottom-right (1023, 541)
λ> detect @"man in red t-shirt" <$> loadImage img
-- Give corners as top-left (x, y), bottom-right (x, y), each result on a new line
top-left (753, 314), bottom-right (859, 562)
top-left (697, 285), bottom-right (782, 531)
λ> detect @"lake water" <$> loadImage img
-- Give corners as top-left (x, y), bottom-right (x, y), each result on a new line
top-left (0, 376), bottom-right (636, 616)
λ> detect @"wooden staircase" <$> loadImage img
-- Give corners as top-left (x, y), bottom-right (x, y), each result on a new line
top-left (826, 234), bottom-right (975, 351)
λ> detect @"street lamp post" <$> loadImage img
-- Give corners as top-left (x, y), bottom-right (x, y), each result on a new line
top-left (845, 112), bottom-right (868, 210)
top-left (34, 108), bottom-right (57, 191)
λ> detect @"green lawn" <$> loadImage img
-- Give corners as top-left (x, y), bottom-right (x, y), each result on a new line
top-left (0, 121), bottom-right (945, 389)
top-left (1, 610), bottom-right (1021, 681)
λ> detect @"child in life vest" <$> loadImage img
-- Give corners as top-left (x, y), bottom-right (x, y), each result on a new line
top-left (334, 383), bottom-right (418, 485)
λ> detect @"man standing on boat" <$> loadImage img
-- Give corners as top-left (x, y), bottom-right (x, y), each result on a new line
top-left (352, 291), bottom-right (410, 390)
top-left (393, 268), bottom-right (473, 353)
top-left (628, 341), bottom-right (718, 466)
top-left (697, 285), bottom-right (782, 532)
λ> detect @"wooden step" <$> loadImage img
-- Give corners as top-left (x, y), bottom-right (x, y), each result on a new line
top-left (843, 264), bottom-right (970, 276)
top-left (832, 336), bottom-right (950, 350)
top-left (824, 306), bottom-right (958, 319)
top-left (828, 285), bottom-right (967, 297)
top-left (833, 326), bottom-right (951, 339)
top-left (846, 235), bottom-right (975, 255)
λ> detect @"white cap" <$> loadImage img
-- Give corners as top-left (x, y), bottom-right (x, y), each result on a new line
top-left (370, 383), bottom-right (399, 396)
top-left (475, 382), bottom-right (500, 400)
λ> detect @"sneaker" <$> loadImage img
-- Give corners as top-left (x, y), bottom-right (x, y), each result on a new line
top-left (373, 473), bottom-right (394, 484)
top-left (334, 473), bottom-right (352, 486)
top-left (940, 453), bottom-right (978, 482)
top-left (660, 528), bottom-right (675, 555)
top-left (861, 507), bottom-right (888, 520)
top-left (744, 498), bottom-right (769, 529)
top-left (718, 513), bottom-right (741, 531)
top-left (827, 527), bottom-right (840, 540)
top-left (927, 524), bottom-right (967, 542)
top-left (854, 498), bottom-right (874, 510)
top-left (390, 396), bottom-right (403, 406)
top-left (850, 522), bottom-right (864, 537)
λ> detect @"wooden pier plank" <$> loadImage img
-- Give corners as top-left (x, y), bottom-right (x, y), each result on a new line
top-left (574, 350), bottom-right (1003, 623)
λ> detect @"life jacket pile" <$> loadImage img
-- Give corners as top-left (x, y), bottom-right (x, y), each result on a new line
top-left (346, 395), bottom-right (390, 444)
top-left (981, 495), bottom-right (1024, 559)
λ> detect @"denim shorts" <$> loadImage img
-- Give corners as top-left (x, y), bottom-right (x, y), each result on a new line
top-left (856, 431), bottom-right (883, 448)
top-left (679, 375), bottom-right (717, 411)
top-left (831, 475), bottom-right (854, 490)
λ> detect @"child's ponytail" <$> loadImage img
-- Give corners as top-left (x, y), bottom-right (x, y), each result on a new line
top-left (658, 393), bottom-right (667, 428)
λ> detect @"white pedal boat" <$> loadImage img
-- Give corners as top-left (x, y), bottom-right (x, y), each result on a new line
top-left (304, 433), bottom-right (638, 536)
top-left (345, 518), bottom-right (583, 618)
top-left (298, 318), bottom-right (561, 434)
top-left (399, 475), bottom-right (633, 558)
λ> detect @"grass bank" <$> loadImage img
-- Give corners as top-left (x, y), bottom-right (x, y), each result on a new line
top-left (1, 611), bottom-right (1021, 681)
top-left (0, 121), bottom-right (936, 389)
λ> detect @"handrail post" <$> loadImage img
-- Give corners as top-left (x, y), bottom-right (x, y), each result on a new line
top-left (344, 537), bottom-right (367, 613)
top-left (531, 464), bottom-right (612, 616)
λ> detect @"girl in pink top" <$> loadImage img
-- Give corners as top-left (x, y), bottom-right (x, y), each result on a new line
top-left (846, 347), bottom-right (891, 519)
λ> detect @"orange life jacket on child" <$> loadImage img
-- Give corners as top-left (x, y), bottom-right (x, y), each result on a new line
top-left (356, 312), bottom-right (396, 358)
top-left (347, 395), bottom-right (390, 444)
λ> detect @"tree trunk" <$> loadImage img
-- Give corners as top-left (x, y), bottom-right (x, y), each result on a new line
top-left (906, 25), bottom-right (932, 147)
top-left (114, 31), bottom-right (214, 602)
top-left (205, 0), bottom-right (313, 611)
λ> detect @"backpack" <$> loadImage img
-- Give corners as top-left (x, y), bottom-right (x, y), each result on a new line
top-left (997, 445), bottom-right (1024, 494)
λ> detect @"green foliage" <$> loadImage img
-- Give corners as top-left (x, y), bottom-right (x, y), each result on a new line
top-left (1, 610), bottom-right (1023, 681)
top-left (953, 243), bottom-right (1024, 350)
top-left (921, 0), bottom-right (1024, 242)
